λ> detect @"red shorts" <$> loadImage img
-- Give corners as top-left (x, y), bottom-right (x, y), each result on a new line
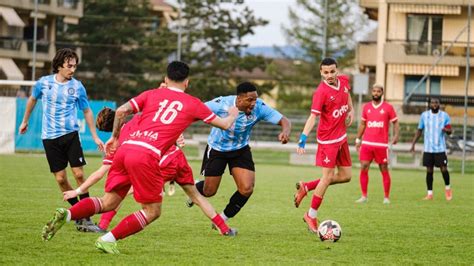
top-left (316, 141), bottom-right (352, 168)
top-left (359, 144), bottom-right (389, 165)
top-left (160, 150), bottom-right (194, 186)
top-left (105, 145), bottom-right (163, 204)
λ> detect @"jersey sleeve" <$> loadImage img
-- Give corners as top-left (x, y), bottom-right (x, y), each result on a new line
top-left (102, 153), bottom-right (114, 165)
top-left (361, 104), bottom-right (367, 121)
top-left (129, 90), bottom-right (151, 113)
top-left (443, 112), bottom-right (451, 127)
top-left (31, 79), bottom-right (43, 100)
top-left (258, 100), bottom-right (283, 124)
top-left (311, 88), bottom-right (324, 115)
top-left (418, 113), bottom-right (425, 130)
top-left (389, 105), bottom-right (398, 122)
top-left (77, 83), bottom-right (90, 111)
top-left (195, 100), bottom-right (216, 124)
top-left (339, 75), bottom-right (351, 91)
top-left (205, 97), bottom-right (223, 113)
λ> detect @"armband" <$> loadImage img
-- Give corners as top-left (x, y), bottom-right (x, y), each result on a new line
top-left (298, 134), bottom-right (308, 148)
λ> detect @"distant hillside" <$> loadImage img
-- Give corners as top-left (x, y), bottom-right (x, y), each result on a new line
top-left (242, 45), bottom-right (304, 58)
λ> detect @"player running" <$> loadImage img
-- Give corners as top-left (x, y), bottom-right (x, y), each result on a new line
top-left (354, 84), bottom-right (399, 204)
top-left (293, 58), bottom-right (354, 233)
top-left (42, 61), bottom-right (239, 254)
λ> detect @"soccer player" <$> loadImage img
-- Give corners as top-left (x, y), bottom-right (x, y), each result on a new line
top-left (63, 107), bottom-right (237, 236)
top-left (410, 97), bottom-right (453, 201)
top-left (18, 48), bottom-right (104, 232)
top-left (191, 82), bottom-right (291, 226)
top-left (41, 61), bottom-right (239, 254)
top-left (293, 57), bottom-right (354, 233)
top-left (354, 84), bottom-right (399, 204)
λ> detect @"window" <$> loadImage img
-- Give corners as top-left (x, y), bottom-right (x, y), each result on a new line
top-left (404, 75), bottom-right (441, 98)
top-left (406, 15), bottom-right (443, 55)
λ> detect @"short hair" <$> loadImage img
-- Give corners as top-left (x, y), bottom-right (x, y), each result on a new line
top-left (236, 81), bottom-right (257, 95)
top-left (96, 107), bottom-right (115, 132)
top-left (320, 57), bottom-right (337, 69)
top-left (372, 84), bottom-right (384, 92)
top-left (167, 61), bottom-right (189, 82)
top-left (52, 48), bottom-right (79, 73)
top-left (429, 97), bottom-right (440, 103)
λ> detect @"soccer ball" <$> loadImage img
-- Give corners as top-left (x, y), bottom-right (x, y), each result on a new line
top-left (318, 220), bottom-right (342, 242)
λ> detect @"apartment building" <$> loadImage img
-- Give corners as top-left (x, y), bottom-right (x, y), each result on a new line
top-left (357, 0), bottom-right (474, 116)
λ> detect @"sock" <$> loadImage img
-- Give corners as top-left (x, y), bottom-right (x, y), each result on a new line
top-left (220, 212), bottom-right (229, 222)
top-left (426, 172), bottom-right (434, 191)
top-left (67, 197), bottom-right (79, 206)
top-left (304, 179), bottom-right (321, 192)
top-left (445, 185), bottom-right (451, 190)
top-left (360, 169), bottom-right (369, 197)
top-left (110, 210), bottom-right (149, 240)
top-left (100, 232), bottom-right (117, 243)
top-left (441, 171), bottom-right (450, 186)
top-left (308, 208), bottom-right (318, 219)
top-left (79, 192), bottom-right (90, 201)
top-left (69, 197), bottom-right (103, 220)
top-left (427, 190), bottom-right (433, 196)
top-left (223, 191), bottom-right (250, 219)
top-left (99, 210), bottom-right (117, 230)
top-left (195, 180), bottom-right (205, 196)
top-left (381, 170), bottom-right (391, 198)
top-left (211, 214), bottom-right (230, 235)
top-left (310, 195), bottom-right (323, 209)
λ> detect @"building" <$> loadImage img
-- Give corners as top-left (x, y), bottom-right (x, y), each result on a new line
top-left (0, 0), bottom-right (83, 82)
top-left (357, 0), bottom-right (474, 117)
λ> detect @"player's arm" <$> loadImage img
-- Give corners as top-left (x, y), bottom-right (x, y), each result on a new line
top-left (346, 93), bottom-right (354, 127)
top-left (297, 113), bottom-right (318, 155)
top-left (355, 120), bottom-right (366, 151)
top-left (410, 129), bottom-right (422, 152)
top-left (84, 108), bottom-right (104, 151)
top-left (18, 96), bottom-right (37, 134)
top-left (277, 116), bottom-right (291, 144)
top-left (63, 164), bottom-right (111, 200)
top-left (105, 102), bottom-right (133, 155)
top-left (391, 120), bottom-right (400, 145)
top-left (442, 114), bottom-right (452, 135)
top-left (209, 106), bottom-right (238, 130)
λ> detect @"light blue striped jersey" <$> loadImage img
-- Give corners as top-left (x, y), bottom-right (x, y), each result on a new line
top-left (418, 110), bottom-right (451, 153)
top-left (206, 96), bottom-right (283, 152)
top-left (32, 74), bottom-right (90, 139)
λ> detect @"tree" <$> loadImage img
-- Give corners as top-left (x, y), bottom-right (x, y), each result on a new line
top-left (179, 0), bottom-right (270, 100)
top-left (58, 0), bottom-right (176, 102)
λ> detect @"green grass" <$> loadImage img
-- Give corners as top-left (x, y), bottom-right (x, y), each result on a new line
top-left (0, 153), bottom-right (473, 264)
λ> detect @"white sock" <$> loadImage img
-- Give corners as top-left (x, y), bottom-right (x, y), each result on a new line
top-left (427, 190), bottom-right (433, 196)
top-left (100, 232), bottom-right (117, 243)
top-left (66, 210), bottom-right (71, 222)
top-left (220, 212), bottom-right (229, 222)
top-left (308, 208), bottom-right (318, 219)
top-left (445, 185), bottom-right (451, 190)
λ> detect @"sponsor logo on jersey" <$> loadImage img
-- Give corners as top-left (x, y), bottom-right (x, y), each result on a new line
top-left (130, 130), bottom-right (159, 141)
top-left (367, 121), bottom-right (384, 128)
top-left (332, 104), bottom-right (349, 118)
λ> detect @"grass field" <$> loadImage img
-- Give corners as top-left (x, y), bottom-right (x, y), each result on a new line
top-left (0, 153), bottom-right (473, 264)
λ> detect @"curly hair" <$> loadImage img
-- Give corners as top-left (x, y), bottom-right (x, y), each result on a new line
top-left (52, 48), bottom-right (79, 73)
top-left (96, 107), bottom-right (115, 132)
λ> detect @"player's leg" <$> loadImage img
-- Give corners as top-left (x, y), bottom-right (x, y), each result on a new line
top-left (294, 179), bottom-right (322, 208)
top-left (437, 153), bottom-right (452, 201)
top-left (195, 145), bottom-right (226, 198)
top-left (422, 152), bottom-right (434, 200)
top-left (98, 188), bottom-right (133, 230)
top-left (356, 144), bottom-right (373, 203)
top-left (379, 163), bottom-right (391, 204)
top-left (219, 167), bottom-right (255, 222)
top-left (68, 132), bottom-right (89, 201)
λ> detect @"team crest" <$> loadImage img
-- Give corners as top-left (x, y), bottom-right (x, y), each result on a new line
top-left (68, 88), bottom-right (75, 95)
top-left (380, 109), bottom-right (385, 114)
top-left (323, 156), bottom-right (330, 164)
top-left (344, 87), bottom-right (348, 93)
top-left (368, 109), bottom-right (371, 113)
top-left (330, 96), bottom-right (335, 101)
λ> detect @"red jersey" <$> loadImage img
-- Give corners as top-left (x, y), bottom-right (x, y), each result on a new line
top-left (311, 75), bottom-right (351, 145)
top-left (102, 115), bottom-right (140, 165)
top-left (126, 87), bottom-right (216, 158)
top-left (361, 101), bottom-right (397, 147)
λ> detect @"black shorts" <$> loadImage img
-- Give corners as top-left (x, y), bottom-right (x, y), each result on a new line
top-left (42, 131), bottom-right (86, 173)
top-left (200, 145), bottom-right (255, 177)
top-left (422, 152), bottom-right (448, 168)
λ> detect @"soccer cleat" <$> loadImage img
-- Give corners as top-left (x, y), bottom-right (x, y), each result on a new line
top-left (355, 196), bottom-right (368, 203)
top-left (168, 183), bottom-right (176, 196)
top-left (223, 228), bottom-right (238, 237)
top-left (383, 198), bottom-right (391, 204)
top-left (185, 197), bottom-right (194, 208)
top-left (423, 194), bottom-right (433, 200)
top-left (445, 189), bottom-right (453, 201)
top-left (42, 208), bottom-right (67, 241)
top-left (95, 238), bottom-right (120, 254)
top-left (82, 220), bottom-right (108, 233)
top-left (294, 181), bottom-right (307, 208)
top-left (303, 212), bottom-right (318, 233)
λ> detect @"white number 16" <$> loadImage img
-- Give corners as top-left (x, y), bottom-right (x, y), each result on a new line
top-left (152, 100), bottom-right (183, 124)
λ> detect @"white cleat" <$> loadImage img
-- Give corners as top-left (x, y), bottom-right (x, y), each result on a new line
top-left (355, 196), bottom-right (368, 203)
top-left (383, 198), bottom-right (391, 204)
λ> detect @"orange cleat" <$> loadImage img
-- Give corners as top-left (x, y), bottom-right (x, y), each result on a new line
top-left (294, 181), bottom-right (307, 208)
top-left (423, 194), bottom-right (433, 200)
top-left (445, 189), bottom-right (452, 201)
top-left (303, 212), bottom-right (318, 233)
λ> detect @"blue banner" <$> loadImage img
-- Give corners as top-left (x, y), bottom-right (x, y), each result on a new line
top-left (15, 98), bottom-right (116, 153)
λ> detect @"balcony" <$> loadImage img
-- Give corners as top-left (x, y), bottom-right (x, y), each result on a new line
top-left (357, 42), bottom-right (377, 68)
top-left (359, 0), bottom-right (378, 9)
top-left (0, 36), bottom-right (54, 62)
top-left (0, 0), bottom-right (83, 18)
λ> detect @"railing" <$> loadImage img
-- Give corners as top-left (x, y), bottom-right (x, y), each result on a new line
top-left (406, 94), bottom-right (474, 106)
top-left (0, 36), bottom-right (22, 50)
top-left (58, 0), bottom-right (79, 9)
top-left (388, 39), bottom-right (473, 57)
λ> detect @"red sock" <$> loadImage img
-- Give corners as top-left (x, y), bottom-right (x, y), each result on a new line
top-left (381, 170), bottom-right (391, 198)
top-left (304, 179), bottom-right (321, 192)
top-left (310, 195), bottom-right (323, 210)
top-left (360, 169), bottom-right (369, 197)
top-left (98, 210), bottom-right (117, 230)
top-left (212, 214), bottom-right (230, 235)
top-left (69, 197), bottom-right (102, 220)
top-left (110, 210), bottom-right (149, 240)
